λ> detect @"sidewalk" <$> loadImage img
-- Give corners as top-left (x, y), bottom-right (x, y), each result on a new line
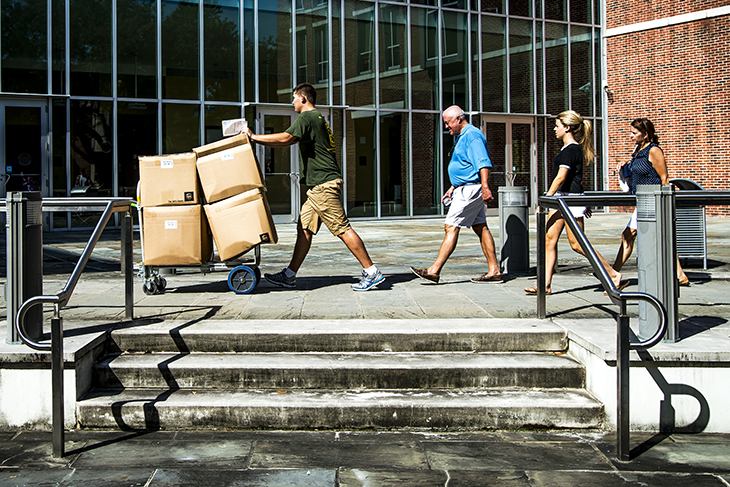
top-left (2, 430), bottom-right (730, 486)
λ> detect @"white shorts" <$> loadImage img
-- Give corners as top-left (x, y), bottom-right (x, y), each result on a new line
top-left (627, 208), bottom-right (638, 230)
top-left (554, 191), bottom-right (587, 218)
top-left (444, 184), bottom-right (487, 228)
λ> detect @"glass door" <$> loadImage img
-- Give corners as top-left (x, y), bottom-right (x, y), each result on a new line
top-left (482, 117), bottom-right (536, 210)
top-left (1, 102), bottom-right (48, 196)
top-left (256, 110), bottom-right (299, 224)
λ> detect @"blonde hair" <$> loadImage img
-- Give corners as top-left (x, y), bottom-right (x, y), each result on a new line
top-left (557, 110), bottom-right (595, 164)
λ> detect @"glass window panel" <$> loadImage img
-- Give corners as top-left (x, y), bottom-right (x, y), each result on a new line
top-left (570, 0), bottom-right (590, 24)
top-left (412, 113), bottom-right (440, 215)
top-left (544, 22), bottom-right (567, 115)
top-left (332, 1), bottom-right (342, 105)
top-left (52, 0), bottom-right (66, 94)
top-left (481, 0), bottom-right (503, 14)
top-left (52, 101), bottom-right (68, 228)
top-left (593, 118), bottom-right (603, 191)
top-left (117, 0), bottom-right (157, 99)
top-left (295, 0), bottom-right (329, 100)
top-left (243, 0), bottom-right (254, 102)
top-left (442, 10), bottom-right (468, 110)
top-left (203, 104), bottom-right (240, 143)
top-left (481, 15), bottom-right (505, 113)
top-left (204, 0), bottom-right (240, 101)
top-left (259, 1), bottom-right (292, 103)
top-left (411, 0), bottom-right (436, 6)
top-left (509, 0), bottom-right (531, 17)
top-left (344, 1), bottom-right (375, 108)
top-left (118, 101), bottom-right (157, 198)
top-left (471, 13), bottom-right (479, 112)
top-left (545, 0), bottom-right (566, 21)
top-left (570, 24), bottom-right (592, 116)
top-left (536, 21), bottom-right (544, 113)
top-left (509, 18), bottom-right (533, 114)
top-left (380, 112), bottom-right (408, 217)
top-left (70, 0), bottom-right (112, 96)
top-left (484, 122), bottom-right (506, 193)
top-left (345, 110), bottom-right (376, 217)
top-left (379, 5), bottom-right (407, 108)
top-left (594, 27), bottom-right (601, 116)
top-left (1, 0), bottom-right (48, 93)
top-left (593, 0), bottom-right (600, 24)
top-left (162, 103), bottom-right (200, 153)
top-left (410, 6), bottom-right (438, 111)
top-left (162, 0), bottom-right (199, 100)
top-left (71, 100), bottom-right (114, 196)
top-left (536, 0), bottom-right (542, 18)
top-left (442, 0), bottom-right (466, 9)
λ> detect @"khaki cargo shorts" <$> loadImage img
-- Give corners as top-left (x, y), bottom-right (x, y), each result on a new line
top-left (299, 178), bottom-right (352, 237)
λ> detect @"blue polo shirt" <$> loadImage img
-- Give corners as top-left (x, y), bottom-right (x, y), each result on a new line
top-left (448, 123), bottom-right (492, 187)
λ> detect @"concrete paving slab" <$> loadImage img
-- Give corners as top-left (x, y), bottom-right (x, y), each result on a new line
top-left (0, 468), bottom-right (156, 487)
top-left (148, 468), bottom-right (336, 487)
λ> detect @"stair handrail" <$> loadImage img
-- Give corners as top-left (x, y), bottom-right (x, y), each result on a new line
top-left (5, 196), bottom-right (135, 458)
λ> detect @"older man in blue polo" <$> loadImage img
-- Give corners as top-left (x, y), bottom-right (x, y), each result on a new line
top-left (411, 105), bottom-right (502, 284)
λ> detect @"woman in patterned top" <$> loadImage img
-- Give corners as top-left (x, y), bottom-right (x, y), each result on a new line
top-left (612, 118), bottom-right (689, 285)
top-left (525, 110), bottom-right (624, 295)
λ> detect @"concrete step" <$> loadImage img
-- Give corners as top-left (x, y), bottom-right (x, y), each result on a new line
top-left (94, 351), bottom-right (586, 390)
top-left (77, 387), bottom-right (604, 431)
top-left (109, 319), bottom-right (568, 353)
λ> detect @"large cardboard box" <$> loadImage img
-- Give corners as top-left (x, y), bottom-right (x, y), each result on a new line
top-left (142, 205), bottom-right (213, 266)
top-left (138, 152), bottom-right (200, 207)
top-left (204, 188), bottom-right (278, 261)
top-left (193, 134), bottom-right (264, 204)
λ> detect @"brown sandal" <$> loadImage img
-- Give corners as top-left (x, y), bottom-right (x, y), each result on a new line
top-left (524, 286), bottom-right (551, 295)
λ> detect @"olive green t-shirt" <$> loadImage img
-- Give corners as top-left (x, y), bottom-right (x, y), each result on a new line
top-left (285, 109), bottom-right (341, 187)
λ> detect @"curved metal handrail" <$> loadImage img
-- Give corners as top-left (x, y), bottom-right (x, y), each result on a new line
top-left (15, 295), bottom-right (60, 351)
top-left (618, 292), bottom-right (667, 350)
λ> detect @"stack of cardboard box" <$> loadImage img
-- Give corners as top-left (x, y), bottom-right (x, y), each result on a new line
top-left (138, 133), bottom-right (277, 265)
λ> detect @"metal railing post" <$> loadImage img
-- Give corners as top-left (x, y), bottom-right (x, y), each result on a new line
top-left (617, 309), bottom-right (630, 462)
top-left (51, 316), bottom-right (65, 458)
top-left (122, 211), bottom-right (134, 320)
top-left (536, 207), bottom-right (546, 318)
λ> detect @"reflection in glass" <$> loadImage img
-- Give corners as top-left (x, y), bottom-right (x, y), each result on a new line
top-left (545, 0), bottom-right (566, 21)
top-left (570, 0), bottom-right (591, 24)
top-left (204, 0), bottom-right (240, 101)
top-left (379, 4), bottom-right (407, 108)
top-left (243, 0), bottom-right (254, 101)
top-left (442, 10), bottom-right (468, 110)
top-left (412, 113), bottom-right (440, 216)
top-left (1, 0), bottom-right (47, 93)
top-left (509, 0), bottom-right (531, 17)
top-left (203, 105), bottom-right (240, 144)
top-left (509, 18), bottom-right (533, 114)
top-left (162, 103), bottom-right (200, 153)
top-left (118, 102), bottom-right (157, 198)
top-left (482, 15), bottom-right (505, 113)
top-left (481, 0), bottom-right (502, 14)
top-left (571, 25), bottom-right (592, 116)
top-left (545, 23), bottom-right (567, 115)
top-left (345, 1), bottom-right (375, 108)
top-left (295, 0), bottom-right (329, 101)
top-left (511, 123), bottom-right (532, 206)
top-left (410, 7), bottom-right (438, 111)
top-left (52, 101), bottom-right (68, 228)
top-left (71, 100), bottom-right (114, 195)
top-left (162, 0), bottom-right (199, 100)
top-left (380, 112), bottom-right (408, 217)
top-left (345, 110), bottom-right (376, 217)
top-left (118, 0), bottom-right (156, 98)
top-left (262, 114), bottom-right (294, 215)
top-left (52, 0), bottom-right (66, 93)
top-left (4, 106), bottom-right (42, 193)
top-left (471, 14), bottom-right (479, 112)
top-left (485, 122), bottom-right (506, 207)
top-left (259, 1), bottom-right (292, 104)
top-left (332, 1), bottom-right (342, 105)
top-left (70, 0), bottom-right (112, 96)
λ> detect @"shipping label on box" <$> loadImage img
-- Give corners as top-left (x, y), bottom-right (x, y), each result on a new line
top-left (142, 205), bottom-right (213, 266)
top-left (195, 136), bottom-right (264, 204)
top-left (139, 152), bottom-right (200, 207)
top-left (204, 188), bottom-right (278, 261)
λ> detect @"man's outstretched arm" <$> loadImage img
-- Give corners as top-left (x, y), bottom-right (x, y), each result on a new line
top-left (246, 128), bottom-right (298, 147)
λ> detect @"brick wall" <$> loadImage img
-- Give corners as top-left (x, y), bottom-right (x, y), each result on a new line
top-left (607, 0), bottom-right (729, 29)
top-left (606, 12), bottom-right (730, 216)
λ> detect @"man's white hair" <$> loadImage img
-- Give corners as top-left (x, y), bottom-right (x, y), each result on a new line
top-left (443, 105), bottom-right (466, 121)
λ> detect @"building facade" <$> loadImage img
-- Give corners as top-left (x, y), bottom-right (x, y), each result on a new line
top-left (3, 0), bottom-right (606, 229)
top-left (603, 2), bottom-right (730, 216)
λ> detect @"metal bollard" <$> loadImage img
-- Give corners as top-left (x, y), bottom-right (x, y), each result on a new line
top-left (498, 186), bottom-right (529, 274)
top-left (5, 191), bottom-right (43, 344)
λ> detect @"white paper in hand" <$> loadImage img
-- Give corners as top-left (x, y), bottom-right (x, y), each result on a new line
top-left (222, 118), bottom-right (248, 136)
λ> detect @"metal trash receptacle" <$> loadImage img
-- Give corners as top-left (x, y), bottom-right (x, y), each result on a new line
top-left (498, 186), bottom-right (529, 274)
top-left (5, 191), bottom-right (43, 344)
top-left (670, 178), bottom-right (707, 269)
